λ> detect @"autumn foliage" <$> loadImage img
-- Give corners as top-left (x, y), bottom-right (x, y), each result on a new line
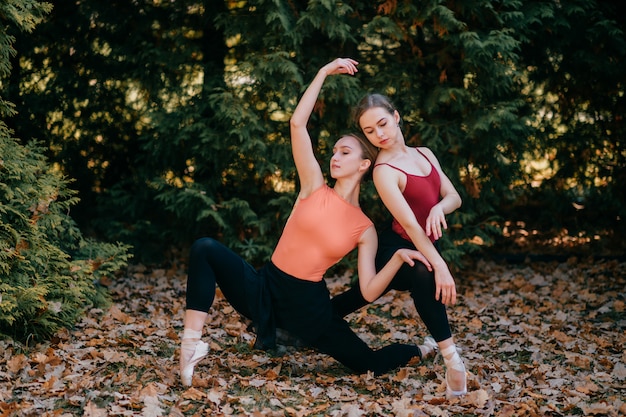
top-left (1, 1), bottom-right (625, 415)
top-left (1, 258), bottom-right (624, 416)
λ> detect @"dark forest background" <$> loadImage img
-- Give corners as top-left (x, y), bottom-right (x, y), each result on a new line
top-left (1, 0), bottom-right (624, 341)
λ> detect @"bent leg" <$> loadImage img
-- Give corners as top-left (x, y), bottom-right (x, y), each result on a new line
top-left (330, 285), bottom-right (370, 317)
top-left (375, 230), bottom-right (452, 342)
top-left (311, 315), bottom-right (421, 375)
top-left (379, 255), bottom-right (452, 342)
top-left (186, 237), bottom-right (256, 319)
top-left (181, 237), bottom-right (259, 386)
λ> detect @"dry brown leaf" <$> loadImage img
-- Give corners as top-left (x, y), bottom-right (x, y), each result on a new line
top-left (181, 387), bottom-right (206, 400)
top-left (82, 400), bottom-right (108, 417)
top-left (6, 354), bottom-right (27, 374)
top-left (0, 259), bottom-right (623, 416)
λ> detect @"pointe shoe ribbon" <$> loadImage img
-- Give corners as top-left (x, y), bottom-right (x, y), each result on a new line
top-left (441, 345), bottom-right (467, 398)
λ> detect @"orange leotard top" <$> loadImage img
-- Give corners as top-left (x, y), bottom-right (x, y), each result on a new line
top-left (271, 185), bottom-right (373, 282)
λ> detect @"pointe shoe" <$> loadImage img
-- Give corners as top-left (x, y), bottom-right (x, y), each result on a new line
top-left (442, 345), bottom-right (467, 398)
top-left (180, 340), bottom-right (209, 387)
top-left (418, 336), bottom-right (438, 360)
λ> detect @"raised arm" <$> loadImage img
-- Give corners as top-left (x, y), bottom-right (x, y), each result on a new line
top-left (289, 58), bottom-right (358, 198)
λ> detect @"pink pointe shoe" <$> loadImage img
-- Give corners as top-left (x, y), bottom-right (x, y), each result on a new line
top-left (180, 339), bottom-right (209, 386)
top-left (442, 344), bottom-right (467, 398)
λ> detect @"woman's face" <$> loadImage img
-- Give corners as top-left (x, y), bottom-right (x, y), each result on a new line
top-left (358, 107), bottom-right (400, 149)
top-left (329, 136), bottom-right (370, 179)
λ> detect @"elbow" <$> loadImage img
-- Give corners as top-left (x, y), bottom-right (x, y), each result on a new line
top-left (448, 191), bottom-right (462, 210)
top-left (362, 293), bottom-right (376, 303)
top-left (359, 285), bottom-right (377, 303)
top-left (361, 289), bottom-right (380, 303)
top-left (290, 117), bottom-right (305, 131)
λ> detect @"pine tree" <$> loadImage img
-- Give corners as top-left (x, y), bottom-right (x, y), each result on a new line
top-left (0, 0), bottom-right (131, 343)
top-left (516, 0), bottom-right (626, 238)
top-left (6, 0), bottom-right (624, 265)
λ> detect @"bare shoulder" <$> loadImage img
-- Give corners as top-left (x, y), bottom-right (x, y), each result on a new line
top-left (416, 146), bottom-right (443, 166)
top-left (416, 146), bottom-right (436, 158)
top-left (374, 150), bottom-right (395, 164)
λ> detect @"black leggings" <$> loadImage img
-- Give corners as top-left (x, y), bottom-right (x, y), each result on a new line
top-left (186, 237), bottom-right (422, 375)
top-left (331, 229), bottom-right (452, 342)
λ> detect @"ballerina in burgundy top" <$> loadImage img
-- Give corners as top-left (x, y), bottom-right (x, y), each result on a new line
top-left (332, 93), bottom-right (468, 398)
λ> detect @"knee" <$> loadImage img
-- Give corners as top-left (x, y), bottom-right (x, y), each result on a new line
top-left (413, 262), bottom-right (432, 276)
top-left (399, 262), bottom-right (432, 280)
top-left (407, 262), bottom-right (435, 289)
top-left (190, 237), bottom-right (219, 258)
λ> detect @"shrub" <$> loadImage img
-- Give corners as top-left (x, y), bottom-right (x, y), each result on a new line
top-left (0, 133), bottom-right (131, 343)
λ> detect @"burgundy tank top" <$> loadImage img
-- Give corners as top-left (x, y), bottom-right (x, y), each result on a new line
top-left (375, 148), bottom-right (441, 243)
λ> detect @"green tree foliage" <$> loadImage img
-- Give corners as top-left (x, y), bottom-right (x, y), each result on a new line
top-left (516, 0), bottom-right (626, 239)
top-left (344, 0), bottom-right (533, 262)
top-left (5, 0), bottom-right (625, 267)
top-left (0, 1), bottom-right (131, 343)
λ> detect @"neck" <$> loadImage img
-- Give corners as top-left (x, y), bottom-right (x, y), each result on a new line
top-left (381, 139), bottom-right (409, 155)
top-left (379, 130), bottom-right (407, 153)
top-left (333, 178), bottom-right (361, 206)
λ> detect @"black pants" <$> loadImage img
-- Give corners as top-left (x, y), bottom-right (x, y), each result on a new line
top-left (331, 228), bottom-right (452, 342)
top-left (186, 237), bottom-right (422, 375)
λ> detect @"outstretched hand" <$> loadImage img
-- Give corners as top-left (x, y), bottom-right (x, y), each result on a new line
top-left (323, 58), bottom-right (359, 76)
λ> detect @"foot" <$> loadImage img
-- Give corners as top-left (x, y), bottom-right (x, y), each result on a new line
top-left (418, 336), bottom-right (438, 360)
top-left (442, 345), bottom-right (467, 398)
top-left (180, 339), bottom-right (209, 387)
top-left (275, 328), bottom-right (306, 347)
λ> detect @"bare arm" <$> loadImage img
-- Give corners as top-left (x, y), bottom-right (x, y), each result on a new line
top-left (373, 165), bottom-right (458, 305)
top-left (289, 58), bottom-right (359, 198)
top-left (356, 226), bottom-right (430, 302)
top-left (419, 147), bottom-right (462, 240)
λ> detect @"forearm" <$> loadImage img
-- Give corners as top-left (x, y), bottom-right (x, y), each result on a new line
top-left (437, 192), bottom-right (462, 215)
top-left (406, 224), bottom-right (448, 269)
top-left (290, 68), bottom-right (329, 129)
top-left (359, 251), bottom-right (407, 302)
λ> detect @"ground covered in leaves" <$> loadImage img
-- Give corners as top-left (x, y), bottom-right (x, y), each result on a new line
top-left (1, 257), bottom-right (625, 416)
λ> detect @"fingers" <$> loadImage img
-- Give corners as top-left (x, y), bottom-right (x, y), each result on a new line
top-left (417, 253), bottom-right (432, 271)
top-left (431, 217), bottom-right (447, 239)
top-left (332, 58), bottom-right (359, 75)
top-left (438, 285), bottom-right (457, 305)
top-left (435, 274), bottom-right (457, 305)
top-left (401, 250), bottom-right (432, 271)
top-left (426, 218), bottom-right (440, 239)
top-left (399, 251), bottom-right (416, 267)
top-left (426, 207), bottom-right (448, 240)
top-left (339, 57), bottom-right (359, 66)
top-left (436, 217), bottom-right (448, 239)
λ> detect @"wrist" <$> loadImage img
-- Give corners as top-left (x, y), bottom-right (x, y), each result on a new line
top-left (431, 259), bottom-right (448, 270)
top-left (393, 249), bottom-right (408, 264)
